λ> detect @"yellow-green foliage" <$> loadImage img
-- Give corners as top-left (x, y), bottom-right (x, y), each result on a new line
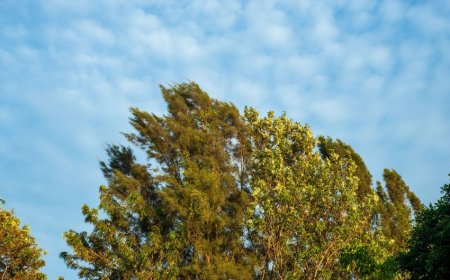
top-left (0, 205), bottom-right (46, 279)
top-left (61, 82), bottom-right (422, 280)
top-left (245, 108), bottom-right (378, 279)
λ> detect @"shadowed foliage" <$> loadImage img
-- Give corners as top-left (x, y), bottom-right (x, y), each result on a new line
top-left (398, 177), bottom-right (450, 279)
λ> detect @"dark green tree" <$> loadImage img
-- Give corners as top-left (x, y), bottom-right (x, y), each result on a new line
top-left (398, 177), bottom-right (450, 279)
top-left (61, 144), bottom-right (182, 279)
top-left (0, 201), bottom-right (46, 280)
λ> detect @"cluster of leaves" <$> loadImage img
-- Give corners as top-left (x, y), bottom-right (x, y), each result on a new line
top-left (0, 201), bottom-right (46, 279)
top-left (310, 140), bottom-right (423, 279)
top-left (398, 178), bottom-right (450, 279)
top-left (1, 82), bottom-right (447, 279)
top-left (245, 110), bottom-right (375, 279)
top-left (59, 82), bottom-right (426, 279)
top-left (61, 83), bottom-right (252, 279)
top-left (57, 82), bottom-right (427, 279)
top-left (376, 169), bottom-right (423, 255)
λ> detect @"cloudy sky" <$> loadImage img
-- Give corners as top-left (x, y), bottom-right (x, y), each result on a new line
top-left (1, 0), bottom-right (449, 278)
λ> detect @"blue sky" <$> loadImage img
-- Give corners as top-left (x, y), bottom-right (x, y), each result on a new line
top-left (1, 0), bottom-right (449, 278)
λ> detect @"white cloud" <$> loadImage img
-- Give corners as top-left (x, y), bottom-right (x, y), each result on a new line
top-left (286, 54), bottom-right (321, 78)
top-left (236, 79), bottom-right (268, 101)
top-left (188, 0), bottom-right (242, 30)
top-left (368, 46), bottom-right (392, 73)
top-left (73, 19), bottom-right (116, 47)
top-left (381, 0), bottom-right (405, 23)
top-left (1, 1), bottom-right (449, 278)
top-left (310, 97), bottom-right (351, 123)
top-left (1, 25), bottom-right (28, 40)
top-left (345, 0), bottom-right (377, 13)
top-left (277, 84), bottom-right (308, 120)
top-left (362, 74), bottom-right (385, 94)
top-left (312, 13), bottom-right (339, 44)
top-left (407, 3), bottom-right (449, 35)
top-left (243, 2), bottom-right (294, 49)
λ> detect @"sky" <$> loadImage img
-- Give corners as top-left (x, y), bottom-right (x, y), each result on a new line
top-left (0, 0), bottom-right (449, 278)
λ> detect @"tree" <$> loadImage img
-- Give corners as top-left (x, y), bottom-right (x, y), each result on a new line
top-left (339, 169), bottom-right (422, 280)
top-left (376, 169), bottom-right (423, 254)
top-left (61, 83), bottom-right (253, 279)
top-left (244, 109), bottom-right (377, 279)
top-left (318, 137), bottom-right (372, 200)
top-left (398, 177), bottom-right (450, 279)
top-left (0, 201), bottom-right (46, 279)
top-left (61, 144), bottom-right (183, 279)
top-left (315, 138), bottom-right (386, 279)
top-left (62, 82), bottom-right (423, 279)
top-left (316, 140), bottom-right (424, 279)
top-left (300, 142), bottom-right (423, 280)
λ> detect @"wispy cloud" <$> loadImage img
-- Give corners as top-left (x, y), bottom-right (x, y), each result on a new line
top-left (1, 0), bottom-right (449, 278)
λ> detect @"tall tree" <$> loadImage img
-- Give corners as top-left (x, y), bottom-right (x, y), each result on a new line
top-left (61, 145), bottom-right (182, 279)
top-left (61, 82), bottom-right (424, 279)
top-left (0, 202), bottom-right (46, 280)
top-left (305, 137), bottom-right (424, 279)
top-left (376, 169), bottom-right (423, 254)
top-left (244, 109), bottom-right (376, 279)
top-left (398, 177), bottom-right (450, 279)
top-left (62, 83), bottom-right (253, 279)
top-left (128, 83), bottom-right (252, 279)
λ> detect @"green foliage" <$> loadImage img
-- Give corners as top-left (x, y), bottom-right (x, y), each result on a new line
top-left (338, 168), bottom-right (423, 279)
top-left (376, 169), bottom-right (423, 254)
top-left (62, 83), bottom-right (252, 279)
top-left (61, 176), bottom-right (183, 279)
top-left (61, 82), bottom-right (426, 279)
top-left (318, 137), bottom-right (373, 200)
top-left (340, 235), bottom-right (404, 280)
top-left (245, 109), bottom-right (377, 279)
top-left (314, 137), bottom-right (417, 279)
top-left (0, 204), bottom-right (46, 279)
top-left (398, 177), bottom-right (450, 279)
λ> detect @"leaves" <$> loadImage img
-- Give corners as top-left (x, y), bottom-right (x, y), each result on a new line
top-left (376, 169), bottom-right (423, 254)
top-left (60, 82), bottom-right (424, 280)
top-left (244, 108), bottom-right (375, 279)
top-left (398, 178), bottom-right (450, 279)
top-left (0, 205), bottom-right (46, 279)
top-left (61, 82), bottom-right (252, 279)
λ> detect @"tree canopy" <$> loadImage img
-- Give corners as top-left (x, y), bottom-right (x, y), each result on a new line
top-left (244, 109), bottom-right (377, 279)
top-left (376, 169), bottom-right (423, 254)
top-left (318, 137), bottom-right (373, 200)
top-left (61, 82), bottom-right (423, 279)
top-left (398, 177), bottom-right (450, 279)
top-left (0, 202), bottom-right (46, 280)
top-left (61, 83), bottom-right (252, 279)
